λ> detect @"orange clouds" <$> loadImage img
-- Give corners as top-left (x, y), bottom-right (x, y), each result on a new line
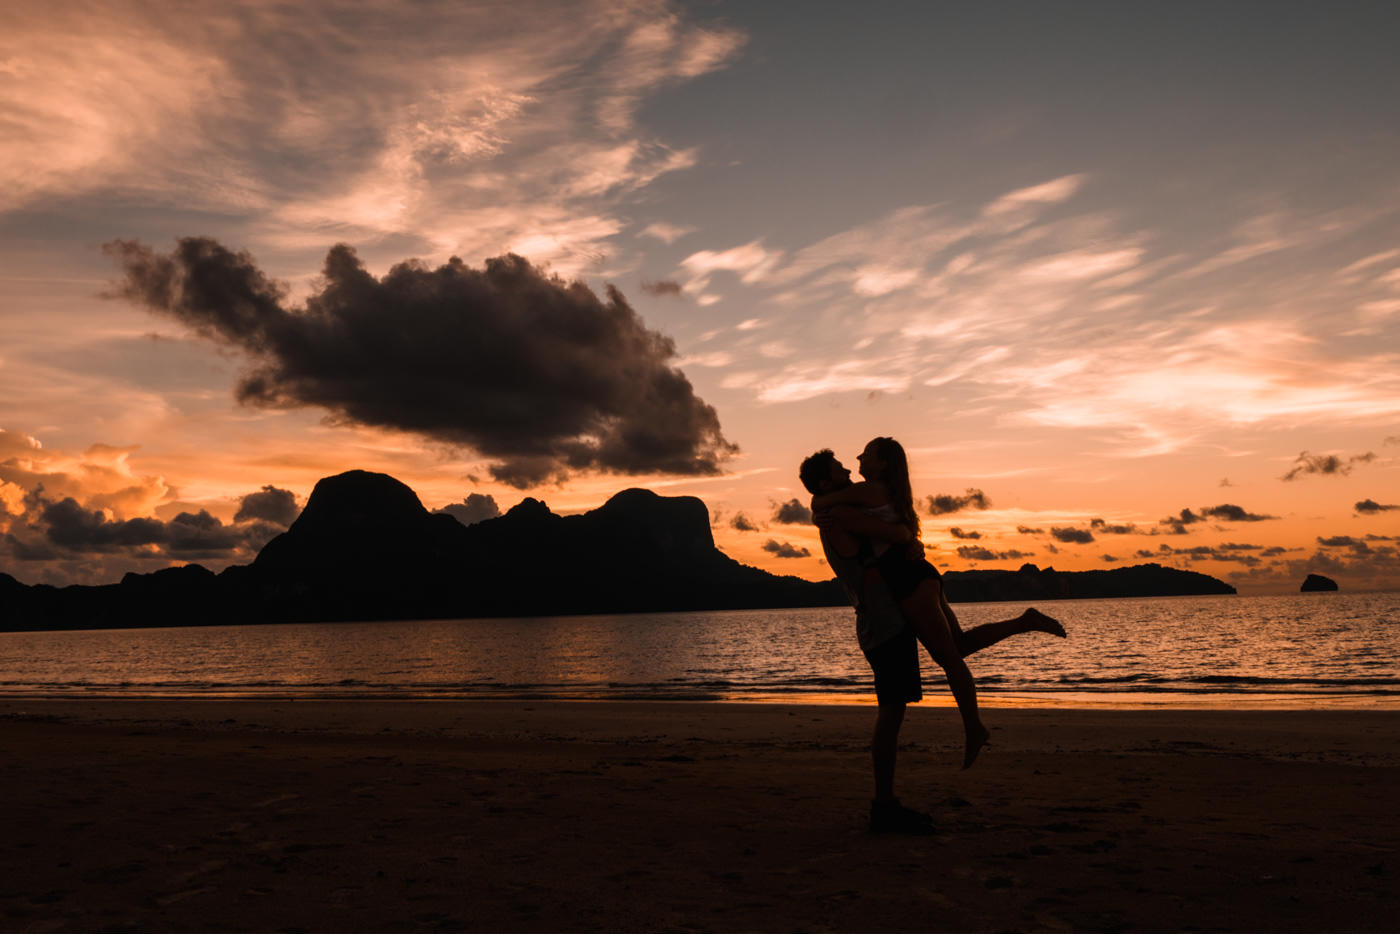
top-left (0, 429), bottom-right (172, 524)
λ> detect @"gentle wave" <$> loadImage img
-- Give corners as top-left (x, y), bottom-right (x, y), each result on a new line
top-left (3, 675), bottom-right (1399, 698)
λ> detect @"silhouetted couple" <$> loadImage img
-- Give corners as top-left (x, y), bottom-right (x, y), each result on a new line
top-left (799, 438), bottom-right (1065, 834)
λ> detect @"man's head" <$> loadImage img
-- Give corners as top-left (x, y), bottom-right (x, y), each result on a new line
top-left (799, 448), bottom-right (852, 495)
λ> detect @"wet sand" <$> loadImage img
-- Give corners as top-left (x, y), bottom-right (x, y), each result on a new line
top-left (2, 699), bottom-right (1397, 932)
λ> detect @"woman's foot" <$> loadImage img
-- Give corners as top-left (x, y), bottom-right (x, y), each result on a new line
top-left (1022, 608), bottom-right (1066, 638)
top-left (962, 723), bottom-right (991, 770)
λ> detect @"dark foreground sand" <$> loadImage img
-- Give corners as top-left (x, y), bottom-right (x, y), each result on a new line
top-left (2, 700), bottom-right (1397, 933)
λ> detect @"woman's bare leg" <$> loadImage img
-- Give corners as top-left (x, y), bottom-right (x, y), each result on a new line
top-left (899, 578), bottom-right (989, 769)
top-left (955, 605), bottom-right (1066, 657)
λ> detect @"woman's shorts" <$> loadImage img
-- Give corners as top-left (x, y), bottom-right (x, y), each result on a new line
top-left (875, 548), bottom-right (942, 603)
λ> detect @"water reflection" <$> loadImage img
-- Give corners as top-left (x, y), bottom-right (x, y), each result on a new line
top-left (0, 592), bottom-right (1396, 702)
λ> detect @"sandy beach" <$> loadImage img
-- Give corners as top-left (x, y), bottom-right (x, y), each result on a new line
top-left (2, 699), bottom-right (1396, 933)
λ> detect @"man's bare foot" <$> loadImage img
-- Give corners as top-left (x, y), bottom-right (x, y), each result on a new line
top-left (1022, 607), bottom-right (1066, 638)
top-left (962, 724), bottom-right (991, 770)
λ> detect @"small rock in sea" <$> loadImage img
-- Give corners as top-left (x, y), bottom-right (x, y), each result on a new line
top-left (1300, 574), bottom-right (1339, 592)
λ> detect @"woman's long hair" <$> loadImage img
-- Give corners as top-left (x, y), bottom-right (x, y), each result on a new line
top-left (870, 436), bottom-right (920, 539)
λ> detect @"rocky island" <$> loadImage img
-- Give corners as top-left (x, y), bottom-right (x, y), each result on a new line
top-left (1, 470), bottom-right (1235, 632)
top-left (1300, 573), bottom-right (1339, 592)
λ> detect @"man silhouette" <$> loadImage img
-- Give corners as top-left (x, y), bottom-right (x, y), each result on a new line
top-left (799, 448), bottom-right (1064, 833)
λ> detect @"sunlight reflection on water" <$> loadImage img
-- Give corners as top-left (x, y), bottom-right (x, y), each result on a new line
top-left (0, 592), bottom-right (1396, 706)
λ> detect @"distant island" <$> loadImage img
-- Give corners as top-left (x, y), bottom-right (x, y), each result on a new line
top-left (1300, 574), bottom-right (1339, 592)
top-left (0, 470), bottom-right (1235, 632)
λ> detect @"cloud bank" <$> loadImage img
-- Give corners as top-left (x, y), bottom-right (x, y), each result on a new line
top-left (107, 238), bottom-right (737, 487)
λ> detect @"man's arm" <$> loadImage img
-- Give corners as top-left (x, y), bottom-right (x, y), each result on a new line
top-left (812, 480), bottom-right (885, 511)
top-left (813, 505), bottom-right (913, 545)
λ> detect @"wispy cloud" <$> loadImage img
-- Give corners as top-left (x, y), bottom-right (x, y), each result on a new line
top-left (664, 173), bottom-right (1400, 460)
top-left (1, 1), bottom-right (743, 276)
top-left (638, 222), bottom-right (695, 244)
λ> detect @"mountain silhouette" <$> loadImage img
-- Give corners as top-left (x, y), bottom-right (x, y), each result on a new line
top-left (1, 470), bottom-right (1235, 632)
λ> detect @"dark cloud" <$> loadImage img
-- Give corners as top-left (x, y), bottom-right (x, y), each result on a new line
top-left (1015, 525), bottom-right (1044, 535)
top-left (1090, 518), bottom-right (1139, 534)
top-left (1101, 554), bottom-right (1119, 563)
top-left (762, 539), bottom-right (810, 559)
top-left (1050, 526), bottom-right (1094, 544)
top-left (1159, 503), bottom-right (1275, 533)
top-left (956, 545), bottom-right (997, 561)
top-left (1385, 436), bottom-right (1400, 446)
top-left (956, 545), bottom-right (1033, 561)
top-left (1318, 535), bottom-right (1363, 548)
top-left (926, 488), bottom-right (990, 515)
top-left (771, 498), bottom-right (812, 525)
top-left (4, 532), bottom-right (61, 561)
top-left (1279, 541), bottom-right (1400, 588)
top-left (730, 511), bottom-right (758, 532)
top-left (948, 527), bottom-right (981, 540)
top-left (640, 279), bottom-right (683, 297)
top-left (106, 239), bottom-right (736, 488)
top-left (166, 510), bottom-right (274, 557)
top-left (31, 497), bottom-right (279, 558)
top-left (234, 485), bottom-right (299, 526)
top-left (1282, 450), bottom-right (1375, 481)
top-left (1134, 549), bottom-right (1156, 559)
top-left (1219, 477), bottom-right (1234, 487)
top-left (1200, 504), bottom-right (1277, 522)
top-left (40, 498), bottom-right (164, 550)
top-left (1151, 543), bottom-right (1264, 565)
top-left (1158, 508), bottom-right (1201, 535)
top-left (436, 493), bottom-right (501, 527)
top-left (1356, 498), bottom-right (1399, 514)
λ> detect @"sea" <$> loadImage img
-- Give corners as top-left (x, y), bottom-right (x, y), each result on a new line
top-left (1, 592), bottom-right (1397, 708)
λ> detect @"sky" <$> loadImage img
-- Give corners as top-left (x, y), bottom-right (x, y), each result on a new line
top-left (2, 0), bottom-right (1398, 593)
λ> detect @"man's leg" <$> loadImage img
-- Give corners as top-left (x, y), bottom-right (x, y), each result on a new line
top-left (868, 701), bottom-right (934, 834)
top-left (864, 631), bottom-right (933, 834)
top-left (872, 702), bottom-right (905, 803)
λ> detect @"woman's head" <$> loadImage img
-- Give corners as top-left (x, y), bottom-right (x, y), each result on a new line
top-left (862, 436), bottom-right (919, 538)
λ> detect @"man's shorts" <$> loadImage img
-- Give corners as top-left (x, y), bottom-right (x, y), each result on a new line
top-left (862, 625), bottom-right (922, 706)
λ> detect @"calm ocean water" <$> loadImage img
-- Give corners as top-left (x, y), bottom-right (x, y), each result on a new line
top-left (1, 593), bottom-right (1397, 707)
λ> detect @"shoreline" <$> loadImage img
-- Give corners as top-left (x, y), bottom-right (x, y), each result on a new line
top-left (3, 689), bottom-right (1400, 709)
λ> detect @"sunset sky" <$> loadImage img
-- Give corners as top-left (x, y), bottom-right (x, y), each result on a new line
top-left (2, 0), bottom-right (1398, 593)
